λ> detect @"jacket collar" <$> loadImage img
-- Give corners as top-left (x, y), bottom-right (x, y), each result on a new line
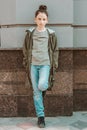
top-left (26, 27), bottom-right (55, 34)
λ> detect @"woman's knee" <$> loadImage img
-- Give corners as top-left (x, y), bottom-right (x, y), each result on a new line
top-left (38, 82), bottom-right (48, 91)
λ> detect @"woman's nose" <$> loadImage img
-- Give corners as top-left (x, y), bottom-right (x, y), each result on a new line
top-left (41, 20), bottom-right (44, 23)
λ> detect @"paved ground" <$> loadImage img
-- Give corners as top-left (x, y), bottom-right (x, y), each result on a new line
top-left (0, 112), bottom-right (87, 130)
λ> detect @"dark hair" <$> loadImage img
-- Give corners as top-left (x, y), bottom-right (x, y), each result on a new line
top-left (35, 5), bottom-right (48, 17)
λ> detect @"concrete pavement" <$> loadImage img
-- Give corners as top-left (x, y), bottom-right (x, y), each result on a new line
top-left (0, 112), bottom-right (87, 130)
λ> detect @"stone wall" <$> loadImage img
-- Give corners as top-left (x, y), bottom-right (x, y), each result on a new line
top-left (0, 49), bottom-right (73, 117)
top-left (73, 49), bottom-right (87, 111)
top-left (0, 48), bottom-right (87, 117)
top-left (0, 0), bottom-right (87, 117)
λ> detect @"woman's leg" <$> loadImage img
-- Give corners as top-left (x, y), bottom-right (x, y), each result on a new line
top-left (38, 65), bottom-right (50, 91)
top-left (30, 65), bottom-right (44, 117)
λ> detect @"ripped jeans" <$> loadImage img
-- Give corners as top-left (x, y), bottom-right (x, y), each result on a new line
top-left (30, 65), bottom-right (50, 117)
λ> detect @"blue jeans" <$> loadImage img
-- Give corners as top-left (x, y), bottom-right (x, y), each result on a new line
top-left (30, 65), bottom-right (50, 117)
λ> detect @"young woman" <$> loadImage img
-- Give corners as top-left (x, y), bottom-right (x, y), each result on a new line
top-left (23, 5), bottom-right (59, 128)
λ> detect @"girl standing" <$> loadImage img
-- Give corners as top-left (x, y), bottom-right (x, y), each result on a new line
top-left (23, 5), bottom-right (59, 128)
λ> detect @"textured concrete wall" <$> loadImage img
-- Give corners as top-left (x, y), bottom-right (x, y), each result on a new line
top-left (16, 0), bottom-right (73, 24)
top-left (0, 0), bottom-right (73, 48)
top-left (74, 0), bottom-right (87, 25)
top-left (0, 26), bottom-right (73, 48)
top-left (0, 0), bottom-right (87, 48)
top-left (0, 0), bottom-right (16, 24)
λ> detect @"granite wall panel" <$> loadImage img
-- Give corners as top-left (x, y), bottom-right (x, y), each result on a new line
top-left (17, 96), bottom-right (30, 117)
top-left (0, 49), bottom-right (73, 116)
top-left (0, 96), bottom-right (17, 117)
top-left (0, 50), bottom-right (23, 70)
top-left (73, 90), bottom-right (87, 111)
top-left (0, 71), bottom-right (25, 82)
top-left (73, 50), bottom-right (87, 111)
top-left (74, 84), bottom-right (87, 90)
top-left (74, 70), bottom-right (87, 84)
top-left (58, 50), bottom-right (73, 71)
top-left (73, 50), bottom-right (87, 70)
top-left (53, 71), bottom-right (73, 95)
top-left (44, 95), bottom-right (73, 116)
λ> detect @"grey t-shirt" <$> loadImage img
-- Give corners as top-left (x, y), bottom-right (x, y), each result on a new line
top-left (31, 29), bottom-right (50, 65)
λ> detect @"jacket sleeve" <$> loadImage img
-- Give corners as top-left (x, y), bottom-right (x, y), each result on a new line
top-left (22, 33), bottom-right (28, 70)
top-left (53, 33), bottom-right (59, 71)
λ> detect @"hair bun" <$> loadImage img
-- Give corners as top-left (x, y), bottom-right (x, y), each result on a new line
top-left (39, 5), bottom-right (47, 11)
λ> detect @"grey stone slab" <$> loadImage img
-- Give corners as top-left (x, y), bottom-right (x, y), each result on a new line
top-left (16, 27), bottom-right (29, 48)
top-left (0, 0), bottom-right (16, 24)
top-left (0, 28), bottom-right (1, 47)
top-left (73, 28), bottom-right (87, 47)
top-left (17, 26), bottom-right (73, 48)
top-left (16, 0), bottom-right (73, 24)
top-left (74, 0), bottom-right (87, 25)
top-left (0, 26), bottom-right (73, 48)
top-left (1, 28), bottom-right (17, 48)
top-left (49, 26), bottom-right (73, 48)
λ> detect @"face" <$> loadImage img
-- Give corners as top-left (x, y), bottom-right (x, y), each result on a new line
top-left (35, 12), bottom-right (48, 29)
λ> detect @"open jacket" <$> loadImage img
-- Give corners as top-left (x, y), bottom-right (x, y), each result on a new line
top-left (23, 27), bottom-right (59, 90)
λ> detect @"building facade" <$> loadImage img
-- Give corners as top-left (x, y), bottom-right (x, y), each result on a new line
top-left (0, 0), bottom-right (87, 116)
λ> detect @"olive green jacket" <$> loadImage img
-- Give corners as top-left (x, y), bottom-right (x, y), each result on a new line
top-left (23, 27), bottom-right (59, 90)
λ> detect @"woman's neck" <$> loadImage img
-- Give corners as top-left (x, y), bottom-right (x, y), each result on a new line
top-left (36, 27), bottom-right (46, 32)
